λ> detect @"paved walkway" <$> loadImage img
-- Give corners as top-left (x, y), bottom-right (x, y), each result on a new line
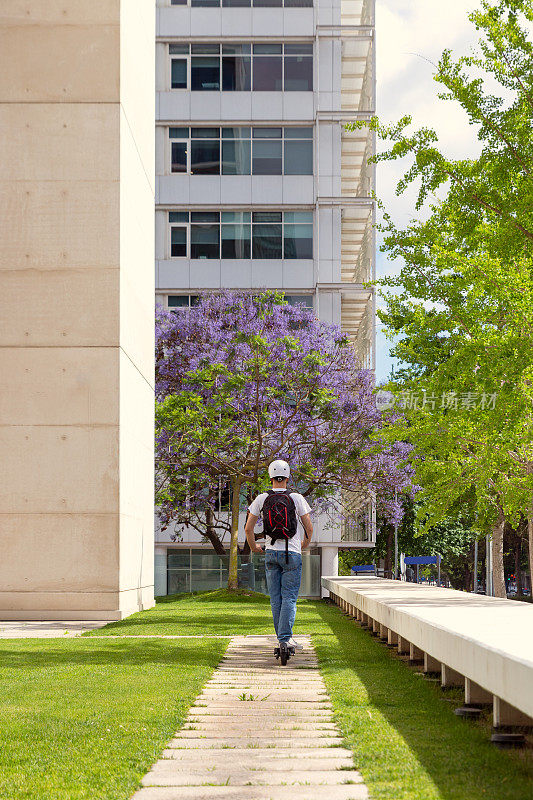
top-left (0, 621), bottom-right (107, 638)
top-left (132, 635), bottom-right (367, 800)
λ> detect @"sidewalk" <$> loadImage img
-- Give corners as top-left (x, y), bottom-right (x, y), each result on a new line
top-left (132, 635), bottom-right (368, 800)
top-left (0, 621), bottom-right (107, 638)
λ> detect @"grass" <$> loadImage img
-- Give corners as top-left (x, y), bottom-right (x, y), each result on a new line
top-left (0, 637), bottom-right (226, 800)
top-left (90, 590), bottom-right (533, 799)
top-left (2, 590), bottom-right (531, 800)
top-left (84, 589), bottom-right (282, 636)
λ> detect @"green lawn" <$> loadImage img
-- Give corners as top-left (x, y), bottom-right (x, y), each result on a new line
top-left (1, 592), bottom-right (531, 800)
top-left (0, 637), bottom-right (226, 800)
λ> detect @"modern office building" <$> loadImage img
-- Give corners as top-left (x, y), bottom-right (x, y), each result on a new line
top-left (154, 0), bottom-right (376, 596)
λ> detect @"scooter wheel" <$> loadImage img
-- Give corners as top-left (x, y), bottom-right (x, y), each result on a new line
top-left (280, 645), bottom-right (288, 666)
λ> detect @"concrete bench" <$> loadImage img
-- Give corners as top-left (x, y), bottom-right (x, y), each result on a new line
top-left (322, 576), bottom-right (533, 728)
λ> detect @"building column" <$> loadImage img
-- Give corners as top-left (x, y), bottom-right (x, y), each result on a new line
top-left (321, 546), bottom-right (338, 597)
top-left (0, 1), bottom-right (155, 620)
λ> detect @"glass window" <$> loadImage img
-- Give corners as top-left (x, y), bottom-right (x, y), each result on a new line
top-left (191, 57), bottom-right (220, 90)
top-left (223, 0), bottom-right (251, 6)
top-left (284, 211), bottom-right (313, 223)
top-left (252, 222), bottom-right (282, 259)
top-left (222, 211), bottom-right (251, 222)
top-left (169, 211), bottom-right (189, 223)
top-left (284, 126), bottom-right (313, 139)
top-left (253, 45), bottom-right (283, 54)
top-left (191, 224), bottom-right (219, 258)
top-left (252, 139), bottom-right (282, 174)
top-left (168, 296), bottom-right (190, 308)
top-left (191, 212), bottom-right (219, 222)
top-left (222, 126), bottom-right (251, 137)
top-left (254, 0), bottom-right (282, 5)
top-left (284, 55), bottom-right (313, 91)
top-left (171, 59), bottom-right (187, 89)
top-left (169, 127), bottom-right (189, 138)
top-left (284, 43), bottom-right (313, 55)
top-left (284, 0), bottom-right (313, 5)
top-left (253, 55), bottom-right (282, 91)
top-left (192, 0), bottom-right (220, 4)
top-left (222, 139), bottom-right (251, 174)
top-left (170, 0), bottom-right (188, 5)
top-left (222, 53), bottom-right (251, 91)
top-left (253, 127), bottom-right (282, 138)
top-left (191, 139), bottom-right (220, 174)
top-left (191, 44), bottom-right (220, 54)
top-left (169, 44), bottom-right (189, 54)
top-left (221, 223), bottom-right (251, 258)
top-left (171, 142), bottom-right (187, 173)
top-left (171, 227), bottom-right (187, 257)
top-left (191, 127), bottom-right (220, 138)
top-left (285, 295), bottom-right (313, 308)
top-left (284, 139), bottom-right (312, 174)
top-left (283, 223), bottom-right (313, 258)
top-left (253, 212), bottom-right (282, 222)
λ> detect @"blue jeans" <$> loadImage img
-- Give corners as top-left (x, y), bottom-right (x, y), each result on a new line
top-left (265, 550), bottom-right (302, 643)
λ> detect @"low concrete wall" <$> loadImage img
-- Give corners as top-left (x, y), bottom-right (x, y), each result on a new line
top-left (322, 576), bottom-right (533, 727)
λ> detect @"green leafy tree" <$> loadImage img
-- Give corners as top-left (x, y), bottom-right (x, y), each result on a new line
top-left (348, 0), bottom-right (533, 595)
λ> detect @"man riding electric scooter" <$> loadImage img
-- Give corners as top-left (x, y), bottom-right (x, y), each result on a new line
top-left (245, 460), bottom-right (313, 665)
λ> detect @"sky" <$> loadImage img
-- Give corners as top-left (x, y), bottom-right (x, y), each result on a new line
top-left (374, 0), bottom-right (484, 381)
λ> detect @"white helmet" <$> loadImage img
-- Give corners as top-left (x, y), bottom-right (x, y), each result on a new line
top-left (268, 459), bottom-right (291, 480)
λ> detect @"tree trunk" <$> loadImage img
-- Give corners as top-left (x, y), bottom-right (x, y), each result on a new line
top-left (492, 508), bottom-right (506, 598)
top-left (205, 508), bottom-right (227, 557)
top-left (515, 536), bottom-right (522, 596)
top-left (527, 506), bottom-right (533, 597)
top-left (227, 478), bottom-right (242, 591)
top-left (383, 527), bottom-right (393, 578)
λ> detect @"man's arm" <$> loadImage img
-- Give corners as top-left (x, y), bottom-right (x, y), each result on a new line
top-left (300, 513), bottom-right (313, 550)
top-left (245, 513), bottom-right (264, 554)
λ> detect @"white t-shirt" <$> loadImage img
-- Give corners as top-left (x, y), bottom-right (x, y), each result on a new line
top-left (248, 488), bottom-right (312, 554)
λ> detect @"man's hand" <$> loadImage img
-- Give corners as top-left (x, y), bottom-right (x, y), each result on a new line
top-left (251, 544), bottom-right (264, 554)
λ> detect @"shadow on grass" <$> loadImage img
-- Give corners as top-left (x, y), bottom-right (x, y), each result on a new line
top-left (311, 600), bottom-right (533, 800)
top-left (0, 640), bottom-right (224, 670)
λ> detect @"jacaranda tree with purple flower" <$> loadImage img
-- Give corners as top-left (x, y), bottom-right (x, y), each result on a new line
top-left (156, 291), bottom-right (413, 590)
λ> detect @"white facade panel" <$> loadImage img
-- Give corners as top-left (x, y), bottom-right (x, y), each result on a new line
top-left (158, 260), bottom-right (190, 290)
top-left (190, 176), bottom-right (222, 205)
top-left (281, 176), bottom-right (314, 204)
top-left (220, 93), bottom-right (253, 120)
top-left (190, 260), bottom-right (222, 288)
top-left (251, 176), bottom-right (283, 204)
top-left (283, 261), bottom-right (314, 288)
top-left (220, 176), bottom-right (253, 205)
top-left (221, 260), bottom-right (253, 288)
top-left (159, 92), bottom-right (191, 121)
top-left (252, 261), bottom-right (284, 288)
top-left (190, 92), bottom-right (222, 121)
top-left (283, 10), bottom-right (315, 36)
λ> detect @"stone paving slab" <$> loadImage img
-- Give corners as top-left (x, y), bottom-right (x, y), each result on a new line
top-left (132, 787), bottom-right (367, 800)
top-left (160, 747), bottom-right (354, 760)
top-left (143, 767), bottom-right (364, 787)
top-left (0, 621), bottom-right (107, 638)
top-left (167, 738), bottom-right (346, 749)
top-left (130, 635), bottom-right (367, 800)
top-left (160, 753), bottom-right (355, 769)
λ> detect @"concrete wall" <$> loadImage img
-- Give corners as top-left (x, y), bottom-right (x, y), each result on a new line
top-left (0, 0), bottom-right (155, 620)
